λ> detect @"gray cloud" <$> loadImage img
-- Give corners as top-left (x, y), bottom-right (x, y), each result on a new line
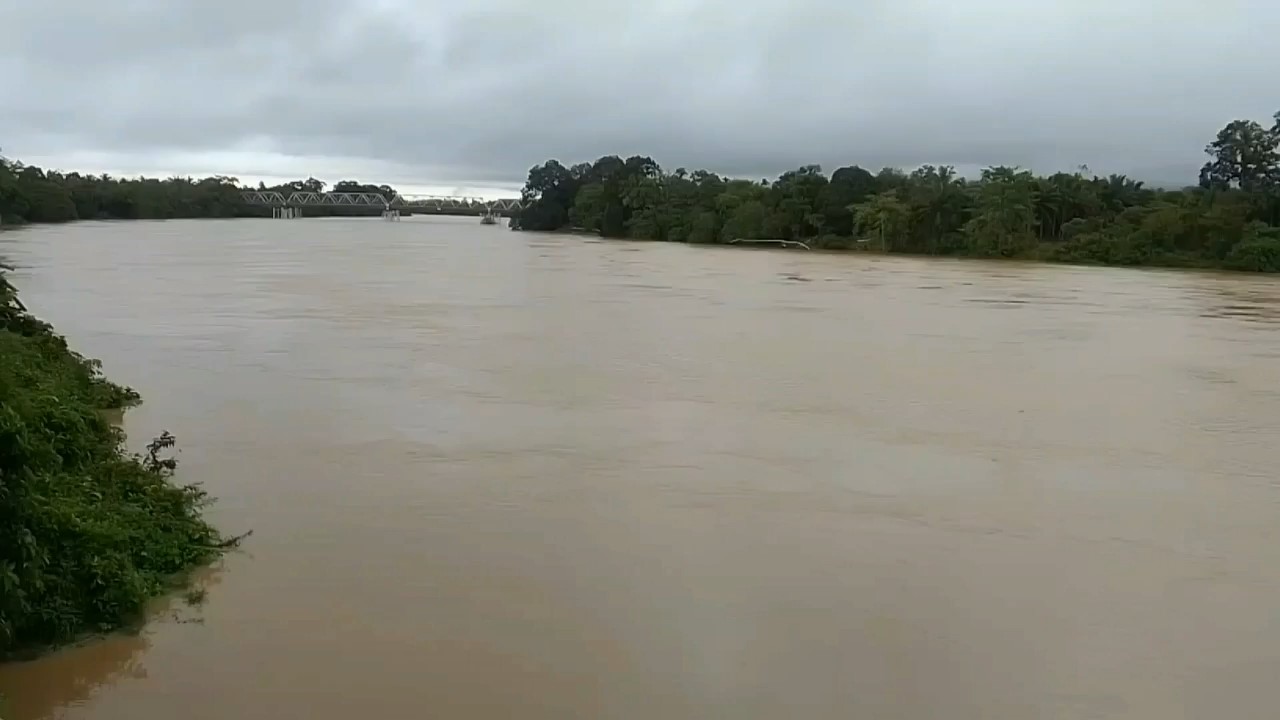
top-left (2, 0), bottom-right (1277, 188)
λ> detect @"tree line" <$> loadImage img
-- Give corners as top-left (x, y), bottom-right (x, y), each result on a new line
top-left (0, 160), bottom-right (412, 223)
top-left (5, 113), bottom-right (1280, 271)
top-left (517, 113), bottom-right (1280, 272)
top-left (0, 163), bottom-right (493, 221)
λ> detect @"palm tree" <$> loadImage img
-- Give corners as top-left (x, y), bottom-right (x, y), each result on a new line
top-left (852, 191), bottom-right (909, 252)
top-left (966, 167), bottom-right (1038, 256)
top-left (908, 165), bottom-right (966, 252)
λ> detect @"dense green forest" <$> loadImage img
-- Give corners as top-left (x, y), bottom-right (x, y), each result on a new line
top-left (5, 112), bottom-right (1280, 271)
top-left (0, 268), bottom-right (239, 656)
top-left (517, 113), bottom-right (1280, 272)
top-left (0, 161), bottom-right (245, 222)
top-left (0, 158), bottom-right (408, 223)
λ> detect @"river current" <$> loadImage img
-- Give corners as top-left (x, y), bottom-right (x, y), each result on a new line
top-left (2, 216), bottom-right (1279, 719)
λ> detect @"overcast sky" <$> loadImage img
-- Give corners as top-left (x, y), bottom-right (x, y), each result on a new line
top-left (1, 0), bottom-right (1276, 196)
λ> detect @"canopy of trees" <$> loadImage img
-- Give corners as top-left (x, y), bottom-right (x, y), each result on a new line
top-left (518, 113), bottom-right (1280, 272)
top-left (5, 112), bottom-right (1280, 272)
top-left (0, 158), bottom-right (408, 223)
top-left (0, 163), bottom-right (246, 223)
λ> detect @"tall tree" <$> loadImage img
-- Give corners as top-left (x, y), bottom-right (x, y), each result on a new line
top-left (1199, 115), bottom-right (1280, 192)
top-left (852, 191), bottom-right (910, 251)
top-left (964, 167), bottom-right (1039, 257)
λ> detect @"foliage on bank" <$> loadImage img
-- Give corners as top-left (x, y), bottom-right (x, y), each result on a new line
top-left (0, 152), bottom-right (405, 224)
top-left (0, 269), bottom-right (226, 656)
top-left (515, 113), bottom-right (1280, 272)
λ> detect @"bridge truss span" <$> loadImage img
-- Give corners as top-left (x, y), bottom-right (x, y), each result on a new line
top-left (240, 191), bottom-right (524, 213)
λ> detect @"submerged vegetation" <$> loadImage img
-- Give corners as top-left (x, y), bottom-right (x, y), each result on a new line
top-left (516, 113), bottom-right (1280, 272)
top-left (0, 268), bottom-right (234, 656)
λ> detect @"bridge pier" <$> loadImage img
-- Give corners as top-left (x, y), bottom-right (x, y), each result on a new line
top-left (382, 209), bottom-right (400, 222)
top-left (271, 207), bottom-right (300, 219)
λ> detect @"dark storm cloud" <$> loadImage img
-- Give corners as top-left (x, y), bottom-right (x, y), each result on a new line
top-left (2, 0), bottom-right (1277, 186)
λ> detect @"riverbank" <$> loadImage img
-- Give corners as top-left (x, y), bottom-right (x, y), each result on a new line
top-left (513, 115), bottom-right (1280, 274)
top-left (516, 225), bottom-right (1280, 277)
top-left (838, 235), bottom-right (1272, 274)
top-left (0, 267), bottom-right (230, 659)
top-left (516, 180), bottom-right (1280, 274)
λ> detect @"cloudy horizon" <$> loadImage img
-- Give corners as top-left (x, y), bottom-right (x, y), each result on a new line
top-left (3, 0), bottom-right (1277, 197)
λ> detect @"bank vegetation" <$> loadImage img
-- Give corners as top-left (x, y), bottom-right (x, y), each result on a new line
top-left (516, 113), bottom-right (1280, 272)
top-left (0, 268), bottom-right (232, 657)
top-left (0, 152), bottom-right (402, 223)
top-left (5, 113), bottom-right (1280, 271)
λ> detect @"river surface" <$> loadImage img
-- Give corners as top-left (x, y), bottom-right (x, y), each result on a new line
top-left (2, 217), bottom-right (1280, 719)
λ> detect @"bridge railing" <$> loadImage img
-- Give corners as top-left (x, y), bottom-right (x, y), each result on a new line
top-left (240, 191), bottom-right (523, 212)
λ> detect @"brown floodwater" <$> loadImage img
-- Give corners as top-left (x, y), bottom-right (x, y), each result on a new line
top-left (2, 216), bottom-right (1279, 719)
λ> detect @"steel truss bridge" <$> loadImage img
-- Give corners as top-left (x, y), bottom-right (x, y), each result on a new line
top-left (240, 191), bottom-right (524, 214)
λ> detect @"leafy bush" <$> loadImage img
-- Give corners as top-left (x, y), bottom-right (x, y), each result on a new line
top-left (1053, 231), bottom-right (1155, 266)
top-left (1225, 223), bottom-right (1280, 272)
top-left (0, 270), bottom-right (225, 656)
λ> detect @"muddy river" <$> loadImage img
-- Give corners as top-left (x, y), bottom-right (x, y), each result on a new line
top-left (2, 216), bottom-right (1279, 718)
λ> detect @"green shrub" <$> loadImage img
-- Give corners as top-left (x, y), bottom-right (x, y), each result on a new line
top-left (0, 270), bottom-right (225, 656)
top-left (1053, 230), bottom-right (1155, 266)
top-left (1224, 223), bottom-right (1280, 272)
